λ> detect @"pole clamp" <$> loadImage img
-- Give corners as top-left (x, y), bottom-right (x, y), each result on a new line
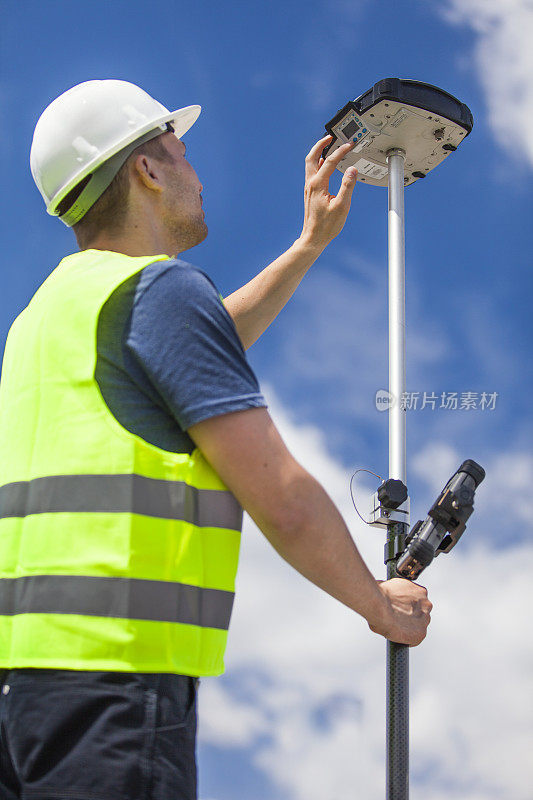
top-left (386, 147), bottom-right (406, 161)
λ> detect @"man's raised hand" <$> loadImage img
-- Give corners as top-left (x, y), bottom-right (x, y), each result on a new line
top-left (300, 134), bottom-right (358, 251)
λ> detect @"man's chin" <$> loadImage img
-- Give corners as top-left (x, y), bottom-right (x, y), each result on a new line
top-left (190, 221), bottom-right (208, 249)
top-left (198, 219), bottom-right (208, 243)
top-left (172, 219), bottom-right (208, 254)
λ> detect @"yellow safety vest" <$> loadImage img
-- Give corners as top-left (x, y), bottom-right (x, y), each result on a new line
top-left (0, 250), bottom-right (243, 676)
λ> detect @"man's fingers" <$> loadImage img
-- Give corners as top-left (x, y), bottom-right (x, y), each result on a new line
top-left (334, 166), bottom-right (358, 208)
top-left (317, 140), bottom-right (356, 183)
top-left (305, 134), bottom-right (333, 180)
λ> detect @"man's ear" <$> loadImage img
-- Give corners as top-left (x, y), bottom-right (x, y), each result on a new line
top-left (132, 154), bottom-right (164, 193)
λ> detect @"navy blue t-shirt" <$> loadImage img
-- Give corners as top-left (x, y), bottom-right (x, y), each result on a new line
top-left (95, 258), bottom-right (267, 454)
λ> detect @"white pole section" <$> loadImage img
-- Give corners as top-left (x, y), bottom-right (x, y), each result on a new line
top-left (387, 149), bottom-right (407, 483)
top-left (385, 147), bottom-right (409, 800)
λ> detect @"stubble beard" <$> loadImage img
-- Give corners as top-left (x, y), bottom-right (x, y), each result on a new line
top-left (166, 207), bottom-right (208, 254)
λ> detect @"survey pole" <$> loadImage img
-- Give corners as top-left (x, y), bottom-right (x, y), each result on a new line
top-left (321, 79), bottom-right (475, 800)
top-left (386, 147), bottom-right (409, 800)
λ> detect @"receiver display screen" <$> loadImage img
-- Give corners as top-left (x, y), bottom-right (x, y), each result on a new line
top-left (341, 119), bottom-right (360, 139)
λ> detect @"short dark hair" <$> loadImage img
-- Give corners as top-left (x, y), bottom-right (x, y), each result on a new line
top-left (58, 134), bottom-right (174, 249)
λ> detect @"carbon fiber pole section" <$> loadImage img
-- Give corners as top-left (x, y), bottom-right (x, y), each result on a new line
top-left (386, 149), bottom-right (409, 799)
top-left (386, 523), bottom-right (409, 799)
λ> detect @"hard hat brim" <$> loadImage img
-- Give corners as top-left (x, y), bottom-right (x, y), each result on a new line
top-left (167, 104), bottom-right (202, 140)
top-left (48, 104), bottom-right (201, 216)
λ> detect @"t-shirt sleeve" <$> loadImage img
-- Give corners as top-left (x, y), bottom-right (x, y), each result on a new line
top-left (125, 262), bottom-right (267, 430)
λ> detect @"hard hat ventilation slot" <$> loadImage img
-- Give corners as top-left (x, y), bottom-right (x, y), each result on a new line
top-left (56, 174), bottom-right (92, 217)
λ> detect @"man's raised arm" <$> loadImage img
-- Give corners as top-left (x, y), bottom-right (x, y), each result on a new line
top-left (188, 407), bottom-right (433, 646)
top-left (224, 136), bottom-right (358, 350)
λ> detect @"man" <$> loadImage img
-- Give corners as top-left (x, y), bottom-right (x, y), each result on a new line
top-left (0, 80), bottom-right (431, 799)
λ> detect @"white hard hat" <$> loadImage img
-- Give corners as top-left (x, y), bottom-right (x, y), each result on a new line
top-left (30, 79), bottom-right (201, 226)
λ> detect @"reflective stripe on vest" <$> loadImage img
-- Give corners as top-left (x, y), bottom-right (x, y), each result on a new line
top-left (0, 250), bottom-right (243, 676)
top-left (0, 574), bottom-right (234, 629)
top-left (0, 474), bottom-right (242, 529)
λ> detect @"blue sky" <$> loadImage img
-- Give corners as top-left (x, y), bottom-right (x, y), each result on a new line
top-left (1, 1), bottom-right (532, 798)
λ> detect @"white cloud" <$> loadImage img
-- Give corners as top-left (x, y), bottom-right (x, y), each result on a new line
top-left (411, 440), bottom-right (462, 495)
top-left (439, 0), bottom-right (533, 168)
top-left (198, 389), bottom-right (533, 800)
top-left (412, 439), bottom-right (533, 530)
top-left (199, 677), bottom-right (271, 747)
top-left (257, 241), bottom-right (528, 513)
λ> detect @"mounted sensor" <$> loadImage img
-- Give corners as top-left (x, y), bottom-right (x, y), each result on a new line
top-left (323, 78), bottom-right (473, 187)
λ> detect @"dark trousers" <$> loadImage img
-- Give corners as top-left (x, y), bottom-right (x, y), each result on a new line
top-left (0, 667), bottom-right (199, 800)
